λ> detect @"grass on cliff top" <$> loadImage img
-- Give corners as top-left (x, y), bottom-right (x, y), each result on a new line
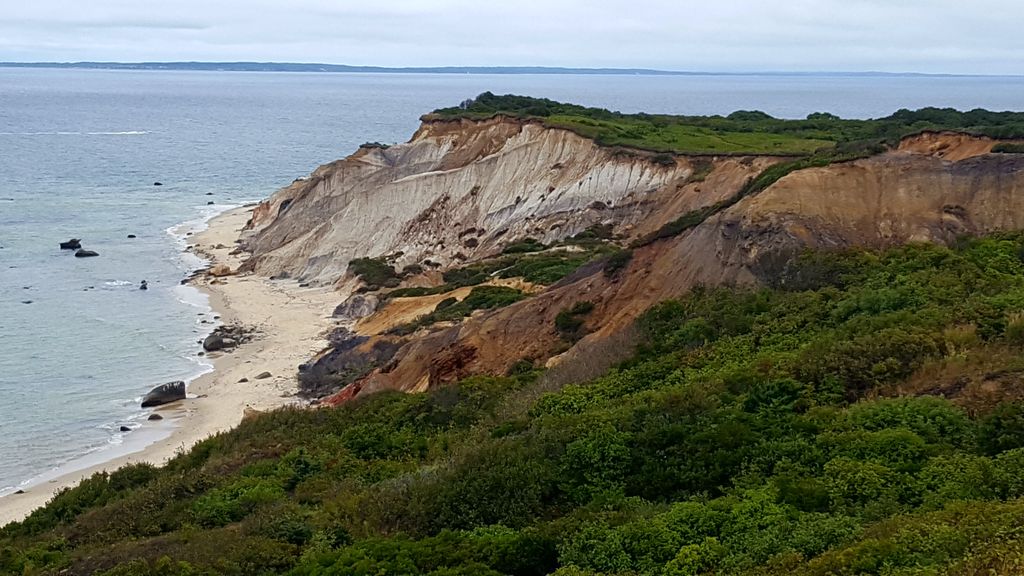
top-left (430, 92), bottom-right (1024, 156)
top-left (12, 234), bottom-right (1024, 575)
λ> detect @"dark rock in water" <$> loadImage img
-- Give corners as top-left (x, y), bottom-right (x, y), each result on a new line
top-left (119, 425), bottom-right (131, 432)
top-left (141, 381), bottom-right (186, 407)
top-left (148, 413), bottom-right (163, 421)
top-left (139, 280), bottom-right (148, 290)
top-left (59, 238), bottom-right (82, 250)
top-left (197, 352), bottom-right (205, 356)
top-left (127, 234), bottom-right (137, 239)
top-left (255, 371), bottom-right (272, 380)
top-left (206, 192), bottom-right (213, 195)
top-left (153, 182), bottom-right (163, 186)
top-left (74, 249), bottom-right (99, 258)
top-left (207, 201), bottom-right (215, 205)
top-left (21, 300), bottom-right (32, 304)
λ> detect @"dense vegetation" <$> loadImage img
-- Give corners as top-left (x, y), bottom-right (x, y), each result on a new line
top-left (431, 92), bottom-right (1024, 156)
top-left (9, 234), bottom-right (1024, 574)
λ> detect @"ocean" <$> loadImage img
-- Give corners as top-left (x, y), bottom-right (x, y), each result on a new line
top-left (1, 68), bottom-right (1022, 494)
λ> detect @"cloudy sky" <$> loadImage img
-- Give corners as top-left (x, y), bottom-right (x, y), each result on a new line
top-left (1, 0), bottom-right (1020, 74)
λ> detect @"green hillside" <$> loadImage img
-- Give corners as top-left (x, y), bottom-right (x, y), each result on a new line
top-left (7, 234), bottom-right (1024, 574)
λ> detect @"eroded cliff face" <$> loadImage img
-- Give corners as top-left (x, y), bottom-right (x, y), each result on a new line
top-left (243, 117), bottom-right (774, 284)
top-left (239, 123), bottom-right (1024, 404)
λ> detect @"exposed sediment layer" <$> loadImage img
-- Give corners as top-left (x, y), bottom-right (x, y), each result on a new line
top-left (239, 120), bottom-right (1024, 404)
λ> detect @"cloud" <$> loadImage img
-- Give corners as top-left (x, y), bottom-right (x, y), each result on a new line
top-left (0, 0), bottom-right (1020, 74)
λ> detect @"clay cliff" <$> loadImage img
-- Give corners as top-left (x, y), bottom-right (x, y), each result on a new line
top-left (238, 119), bottom-right (1024, 404)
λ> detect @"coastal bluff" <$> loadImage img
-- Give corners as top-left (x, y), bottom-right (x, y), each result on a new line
top-left (234, 103), bottom-right (1024, 404)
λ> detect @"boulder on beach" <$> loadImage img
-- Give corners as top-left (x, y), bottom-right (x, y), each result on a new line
top-left (141, 381), bottom-right (186, 408)
top-left (207, 263), bottom-right (233, 277)
top-left (74, 249), bottom-right (99, 258)
top-left (148, 413), bottom-right (163, 421)
top-left (255, 371), bottom-right (272, 380)
top-left (202, 333), bottom-right (226, 351)
top-left (59, 239), bottom-right (82, 250)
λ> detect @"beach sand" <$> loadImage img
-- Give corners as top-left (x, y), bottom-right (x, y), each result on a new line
top-left (0, 206), bottom-right (339, 527)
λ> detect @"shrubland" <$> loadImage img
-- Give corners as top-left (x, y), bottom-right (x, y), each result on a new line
top-left (8, 234), bottom-right (1024, 574)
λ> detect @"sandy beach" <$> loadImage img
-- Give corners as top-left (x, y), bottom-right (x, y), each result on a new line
top-left (0, 206), bottom-right (339, 527)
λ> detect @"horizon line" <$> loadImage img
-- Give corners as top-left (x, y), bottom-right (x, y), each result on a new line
top-left (0, 61), bottom-right (1017, 78)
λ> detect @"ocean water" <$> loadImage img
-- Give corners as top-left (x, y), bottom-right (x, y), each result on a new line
top-left (1, 68), bottom-right (1023, 494)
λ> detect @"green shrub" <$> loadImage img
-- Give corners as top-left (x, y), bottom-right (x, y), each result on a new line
top-left (348, 257), bottom-right (399, 288)
top-left (555, 301), bottom-right (595, 341)
top-left (602, 250), bottom-right (633, 277)
top-left (980, 401), bottom-right (1024, 455)
top-left (993, 142), bottom-right (1024, 153)
top-left (503, 238), bottom-right (547, 254)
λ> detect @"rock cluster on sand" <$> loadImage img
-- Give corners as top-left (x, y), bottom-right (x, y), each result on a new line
top-left (202, 324), bottom-right (256, 352)
top-left (141, 381), bottom-right (186, 407)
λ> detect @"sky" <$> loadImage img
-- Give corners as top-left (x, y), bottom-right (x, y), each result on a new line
top-left (1, 0), bottom-right (1021, 75)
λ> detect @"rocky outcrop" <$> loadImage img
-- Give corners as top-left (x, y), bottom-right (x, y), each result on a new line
top-left (74, 249), bottom-right (99, 258)
top-left (333, 294), bottom-right (380, 320)
top-left (141, 381), bottom-right (186, 407)
top-left (59, 239), bottom-right (81, 250)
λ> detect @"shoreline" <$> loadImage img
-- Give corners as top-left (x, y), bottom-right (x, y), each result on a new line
top-left (0, 206), bottom-right (338, 527)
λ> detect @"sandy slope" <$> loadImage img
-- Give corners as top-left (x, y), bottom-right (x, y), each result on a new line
top-left (0, 206), bottom-right (338, 527)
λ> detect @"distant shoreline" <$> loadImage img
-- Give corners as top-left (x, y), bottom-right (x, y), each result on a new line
top-left (0, 62), bottom-right (1007, 78)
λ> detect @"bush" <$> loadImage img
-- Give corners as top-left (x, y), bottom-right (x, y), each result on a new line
top-left (503, 238), bottom-right (548, 254)
top-left (348, 257), bottom-right (399, 288)
top-left (602, 250), bottom-right (633, 277)
top-left (993, 143), bottom-right (1024, 153)
top-left (555, 301), bottom-right (595, 341)
top-left (980, 401), bottom-right (1024, 455)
